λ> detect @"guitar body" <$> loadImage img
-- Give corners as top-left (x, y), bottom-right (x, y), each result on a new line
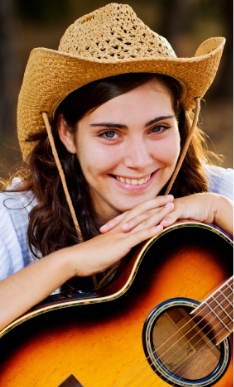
top-left (0, 223), bottom-right (232, 387)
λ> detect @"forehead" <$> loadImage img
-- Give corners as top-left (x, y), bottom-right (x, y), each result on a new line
top-left (81, 80), bottom-right (174, 123)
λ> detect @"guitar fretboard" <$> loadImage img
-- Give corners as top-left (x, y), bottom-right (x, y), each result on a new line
top-left (192, 276), bottom-right (233, 345)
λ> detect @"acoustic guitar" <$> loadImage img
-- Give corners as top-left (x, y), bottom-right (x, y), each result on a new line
top-left (0, 222), bottom-right (233, 387)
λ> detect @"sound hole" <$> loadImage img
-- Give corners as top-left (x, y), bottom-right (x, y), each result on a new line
top-left (143, 299), bottom-right (230, 387)
top-left (153, 306), bottom-right (220, 378)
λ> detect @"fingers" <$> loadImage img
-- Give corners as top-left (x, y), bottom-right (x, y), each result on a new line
top-left (122, 195), bottom-right (174, 224)
top-left (160, 212), bottom-right (181, 227)
top-left (124, 224), bottom-right (164, 248)
top-left (160, 193), bottom-right (214, 227)
top-left (78, 197), bottom-right (176, 276)
top-left (100, 195), bottom-right (174, 233)
top-left (100, 212), bottom-right (126, 233)
top-left (78, 222), bottom-right (165, 276)
top-left (121, 202), bottom-right (174, 232)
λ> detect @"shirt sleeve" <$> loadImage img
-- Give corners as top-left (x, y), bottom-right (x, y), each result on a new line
top-left (0, 189), bottom-right (60, 293)
top-left (0, 199), bottom-right (25, 280)
top-left (205, 165), bottom-right (233, 200)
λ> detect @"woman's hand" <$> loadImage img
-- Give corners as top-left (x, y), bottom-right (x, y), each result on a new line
top-left (100, 192), bottom-right (233, 238)
top-left (71, 195), bottom-right (175, 277)
top-left (161, 193), bottom-right (233, 236)
top-left (100, 195), bottom-right (174, 233)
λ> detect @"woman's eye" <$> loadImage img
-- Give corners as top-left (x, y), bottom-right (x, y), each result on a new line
top-left (101, 130), bottom-right (118, 139)
top-left (151, 125), bottom-right (167, 133)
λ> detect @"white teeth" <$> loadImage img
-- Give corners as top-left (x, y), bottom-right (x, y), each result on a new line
top-left (116, 175), bottom-right (151, 185)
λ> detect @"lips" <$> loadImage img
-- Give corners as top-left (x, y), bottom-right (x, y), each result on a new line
top-left (115, 174), bottom-right (151, 186)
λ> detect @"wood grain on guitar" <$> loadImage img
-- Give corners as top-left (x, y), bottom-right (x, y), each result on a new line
top-left (0, 222), bottom-right (233, 387)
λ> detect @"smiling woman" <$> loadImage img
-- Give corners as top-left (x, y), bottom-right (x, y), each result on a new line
top-left (58, 76), bottom-right (181, 220)
top-left (0, 3), bottom-right (233, 341)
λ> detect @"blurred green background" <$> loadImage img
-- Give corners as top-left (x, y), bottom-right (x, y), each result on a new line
top-left (0, 0), bottom-right (232, 179)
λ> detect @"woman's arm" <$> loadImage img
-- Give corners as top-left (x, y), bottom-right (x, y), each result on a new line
top-left (0, 194), bottom-right (174, 330)
top-left (0, 248), bottom-right (75, 331)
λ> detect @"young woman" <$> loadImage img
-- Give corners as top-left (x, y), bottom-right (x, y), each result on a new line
top-left (0, 3), bottom-right (232, 331)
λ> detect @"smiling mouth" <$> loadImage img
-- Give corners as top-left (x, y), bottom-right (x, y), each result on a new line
top-left (114, 174), bottom-right (152, 186)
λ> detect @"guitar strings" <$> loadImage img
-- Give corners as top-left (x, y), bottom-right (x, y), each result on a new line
top-left (134, 285), bottom-right (233, 386)
top-left (156, 289), bottom-right (233, 373)
top-left (133, 332), bottom-right (223, 387)
top-left (113, 278), bottom-right (233, 387)
top-left (162, 319), bottom-right (232, 387)
top-left (113, 288), bottom-right (232, 386)
top-left (165, 322), bottom-right (229, 386)
top-left (166, 285), bottom-right (233, 387)
top-left (122, 302), bottom-right (232, 387)
top-left (149, 278), bottom-right (233, 370)
top-left (153, 289), bottom-right (233, 386)
top-left (114, 281), bottom-right (233, 386)
top-left (147, 278), bottom-right (233, 369)
top-left (123, 307), bottom-right (231, 387)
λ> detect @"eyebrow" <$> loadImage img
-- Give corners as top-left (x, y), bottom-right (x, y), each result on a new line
top-left (90, 122), bottom-right (127, 129)
top-left (90, 115), bottom-right (175, 129)
top-left (145, 115), bottom-right (175, 127)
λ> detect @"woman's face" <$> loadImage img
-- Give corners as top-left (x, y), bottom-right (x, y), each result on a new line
top-left (60, 80), bottom-right (181, 222)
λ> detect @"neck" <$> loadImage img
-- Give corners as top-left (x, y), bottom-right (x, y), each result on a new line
top-left (191, 276), bottom-right (233, 345)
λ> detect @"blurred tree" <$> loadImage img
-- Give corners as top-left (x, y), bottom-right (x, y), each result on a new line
top-left (0, 0), bottom-right (18, 136)
top-left (16, 0), bottom-right (69, 24)
top-left (211, 0), bottom-right (232, 100)
top-left (154, 0), bottom-right (232, 101)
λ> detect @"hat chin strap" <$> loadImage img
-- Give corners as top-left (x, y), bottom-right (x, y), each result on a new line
top-left (41, 112), bottom-right (83, 242)
top-left (41, 112), bottom-right (100, 289)
top-left (165, 97), bottom-right (201, 195)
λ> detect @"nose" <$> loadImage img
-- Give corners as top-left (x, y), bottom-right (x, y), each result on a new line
top-left (124, 137), bottom-right (153, 170)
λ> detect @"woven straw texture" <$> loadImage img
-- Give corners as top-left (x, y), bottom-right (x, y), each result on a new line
top-left (17, 3), bottom-right (225, 160)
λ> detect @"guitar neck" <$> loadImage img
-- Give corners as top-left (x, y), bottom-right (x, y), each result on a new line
top-left (191, 276), bottom-right (233, 345)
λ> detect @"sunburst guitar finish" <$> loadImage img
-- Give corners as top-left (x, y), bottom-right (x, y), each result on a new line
top-left (0, 222), bottom-right (233, 387)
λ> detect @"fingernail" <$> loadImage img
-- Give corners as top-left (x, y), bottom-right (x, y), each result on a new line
top-left (165, 202), bottom-right (172, 207)
top-left (154, 224), bottom-right (163, 231)
top-left (166, 194), bottom-right (174, 199)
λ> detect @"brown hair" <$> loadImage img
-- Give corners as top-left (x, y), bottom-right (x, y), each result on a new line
top-left (4, 73), bottom-right (210, 258)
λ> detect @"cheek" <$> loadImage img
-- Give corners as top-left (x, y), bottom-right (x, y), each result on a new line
top-left (152, 134), bottom-right (180, 164)
top-left (170, 130), bottom-right (180, 155)
top-left (170, 135), bottom-right (181, 161)
top-left (77, 144), bottom-right (119, 176)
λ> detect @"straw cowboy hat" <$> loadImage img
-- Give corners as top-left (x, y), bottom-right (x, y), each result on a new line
top-left (17, 2), bottom-right (225, 161)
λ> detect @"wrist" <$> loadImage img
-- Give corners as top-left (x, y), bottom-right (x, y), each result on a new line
top-left (48, 246), bottom-right (79, 282)
top-left (212, 194), bottom-right (233, 235)
top-left (62, 243), bottom-right (95, 278)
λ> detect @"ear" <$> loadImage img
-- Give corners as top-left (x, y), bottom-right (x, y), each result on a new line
top-left (57, 115), bottom-right (77, 154)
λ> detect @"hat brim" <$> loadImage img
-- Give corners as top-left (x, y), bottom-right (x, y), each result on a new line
top-left (17, 37), bottom-right (225, 160)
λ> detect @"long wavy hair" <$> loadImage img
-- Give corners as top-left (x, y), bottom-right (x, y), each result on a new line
top-left (4, 73), bottom-right (211, 258)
